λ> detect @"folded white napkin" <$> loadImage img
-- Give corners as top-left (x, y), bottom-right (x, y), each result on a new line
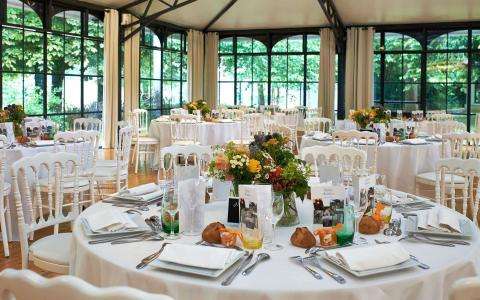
top-left (84, 210), bottom-right (137, 232)
top-left (122, 183), bottom-right (159, 196)
top-left (325, 243), bottom-right (410, 271)
top-left (417, 208), bottom-right (461, 233)
top-left (218, 119), bottom-right (233, 123)
top-left (33, 140), bottom-right (55, 146)
top-left (402, 138), bottom-right (427, 145)
top-left (159, 244), bottom-right (240, 269)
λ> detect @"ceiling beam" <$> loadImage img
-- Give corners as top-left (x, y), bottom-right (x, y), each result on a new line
top-left (203, 0), bottom-right (238, 32)
top-left (119, 0), bottom-right (149, 11)
top-left (122, 0), bottom-right (199, 42)
top-left (316, 0), bottom-right (346, 49)
top-left (142, 0), bottom-right (154, 17)
top-left (158, 0), bottom-right (173, 8)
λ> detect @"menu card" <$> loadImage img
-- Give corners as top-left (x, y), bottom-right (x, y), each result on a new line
top-left (353, 174), bottom-right (376, 213)
top-left (372, 123), bottom-right (386, 143)
top-left (0, 122), bottom-right (14, 144)
top-left (310, 183), bottom-right (346, 225)
top-left (238, 184), bottom-right (272, 232)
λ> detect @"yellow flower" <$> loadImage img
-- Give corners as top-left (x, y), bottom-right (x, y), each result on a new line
top-left (248, 159), bottom-right (261, 173)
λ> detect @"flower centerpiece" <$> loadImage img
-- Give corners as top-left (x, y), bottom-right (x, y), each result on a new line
top-left (208, 133), bottom-right (310, 226)
top-left (0, 104), bottom-right (26, 137)
top-left (185, 100), bottom-right (211, 118)
top-left (349, 106), bottom-right (390, 130)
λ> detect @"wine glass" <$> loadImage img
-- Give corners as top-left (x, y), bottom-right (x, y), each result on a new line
top-left (162, 186), bottom-right (180, 240)
top-left (264, 193), bottom-right (285, 251)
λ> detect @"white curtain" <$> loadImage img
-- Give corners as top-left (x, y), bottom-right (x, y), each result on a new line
top-left (318, 28), bottom-right (336, 120)
top-left (123, 14), bottom-right (140, 115)
top-left (204, 32), bottom-right (219, 109)
top-left (345, 27), bottom-right (375, 112)
top-left (102, 9), bottom-right (119, 148)
top-left (187, 29), bottom-right (205, 101)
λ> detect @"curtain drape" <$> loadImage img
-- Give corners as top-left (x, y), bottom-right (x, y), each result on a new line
top-left (123, 14), bottom-right (140, 115)
top-left (187, 29), bottom-right (205, 101)
top-left (318, 28), bottom-right (336, 120)
top-left (103, 9), bottom-right (119, 148)
top-left (204, 32), bottom-right (219, 109)
top-left (345, 27), bottom-right (375, 112)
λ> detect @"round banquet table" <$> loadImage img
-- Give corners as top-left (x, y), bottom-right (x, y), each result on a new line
top-left (148, 119), bottom-right (249, 148)
top-left (300, 135), bottom-right (448, 195)
top-left (71, 200), bottom-right (480, 300)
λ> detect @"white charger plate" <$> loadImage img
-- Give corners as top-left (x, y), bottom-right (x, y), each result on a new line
top-left (150, 250), bottom-right (245, 278)
top-left (404, 216), bottom-right (473, 239)
top-left (81, 214), bottom-right (150, 238)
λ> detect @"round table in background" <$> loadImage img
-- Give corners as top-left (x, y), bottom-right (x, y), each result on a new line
top-left (71, 200), bottom-right (480, 300)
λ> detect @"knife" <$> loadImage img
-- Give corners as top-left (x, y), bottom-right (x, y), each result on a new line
top-left (221, 252), bottom-right (253, 286)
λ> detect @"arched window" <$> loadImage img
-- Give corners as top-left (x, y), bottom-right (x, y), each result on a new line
top-left (139, 29), bottom-right (187, 119)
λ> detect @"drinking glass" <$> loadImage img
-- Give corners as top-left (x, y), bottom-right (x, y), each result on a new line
top-left (264, 193), bottom-right (285, 251)
top-left (162, 187), bottom-right (180, 240)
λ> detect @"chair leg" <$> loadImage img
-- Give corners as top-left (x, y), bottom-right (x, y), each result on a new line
top-left (135, 144), bottom-right (140, 174)
top-left (5, 201), bottom-right (12, 241)
top-left (0, 206), bottom-right (9, 257)
top-left (415, 182), bottom-right (421, 197)
top-left (89, 180), bottom-right (95, 205)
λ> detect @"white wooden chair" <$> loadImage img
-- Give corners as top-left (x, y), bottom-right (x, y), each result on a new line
top-left (435, 158), bottom-right (480, 225)
top-left (429, 113), bottom-right (454, 121)
top-left (332, 130), bottom-right (378, 174)
top-left (304, 117), bottom-right (332, 134)
top-left (301, 144), bottom-right (368, 179)
top-left (170, 107), bottom-right (188, 115)
top-left (306, 107), bottom-right (323, 119)
top-left (0, 135), bottom-right (12, 257)
top-left (129, 109), bottom-right (160, 174)
top-left (449, 276), bottom-right (480, 300)
top-left (11, 152), bottom-right (80, 273)
top-left (0, 269), bottom-right (173, 300)
top-left (94, 126), bottom-right (133, 196)
top-left (268, 123), bottom-right (297, 151)
top-left (158, 144), bottom-right (212, 185)
top-left (170, 119), bottom-right (199, 146)
top-left (73, 118), bottom-right (102, 132)
top-left (434, 120), bottom-right (467, 135)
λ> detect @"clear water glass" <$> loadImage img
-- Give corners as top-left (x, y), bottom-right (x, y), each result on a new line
top-left (264, 193), bottom-right (285, 251)
top-left (162, 187), bottom-right (180, 240)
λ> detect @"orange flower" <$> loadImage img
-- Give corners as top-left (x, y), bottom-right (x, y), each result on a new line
top-left (215, 154), bottom-right (229, 171)
top-left (248, 159), bottom-right (261, 173)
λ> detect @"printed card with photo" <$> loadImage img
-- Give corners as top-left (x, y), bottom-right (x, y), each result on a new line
top-left (310, 183), bottom-right (346, 225)
top-left (238, 185), bottom-right (272, 247)
top-left (353, 174), bottom-right (376, 213)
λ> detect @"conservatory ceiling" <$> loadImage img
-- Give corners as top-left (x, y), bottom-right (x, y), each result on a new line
top-left (82, 0), bottom-right (480, 30)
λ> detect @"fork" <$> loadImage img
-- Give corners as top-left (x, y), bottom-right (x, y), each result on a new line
top-left (136, 242), bottom-right (170, 269)
top-left (289, 256), bottom-right (323, 280)
top-left (303, 256), bottom-right (346, 284)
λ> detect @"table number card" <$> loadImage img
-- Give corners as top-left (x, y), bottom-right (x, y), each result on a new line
top-left (227, 197), bottom-right (240, 223)
top-left (310, 183), bottom-right (346, 225)
top-left (0, 122), bottom-right (15, 144)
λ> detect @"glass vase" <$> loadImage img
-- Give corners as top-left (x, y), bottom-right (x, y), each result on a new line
top-left (277, 192), bottom-right (299, 227)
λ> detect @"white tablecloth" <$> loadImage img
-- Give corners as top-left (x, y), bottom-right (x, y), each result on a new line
top-left (149, 120), bottom-right (248, 148)
top-left (71, 201), bottom-right (480, 300)
top-left (300, 136), bottom-right (447, 194)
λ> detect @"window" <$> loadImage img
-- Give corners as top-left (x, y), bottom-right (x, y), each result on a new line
top-left (374, 28), bottom-right (480, 131)
top-left (218, 34), bottom-right (320, 109)
top-left (139, 28), bottom-right (187, 119)
top-left (0, 0), bottom-right (104, 130)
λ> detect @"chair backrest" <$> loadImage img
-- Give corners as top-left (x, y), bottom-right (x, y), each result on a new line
top-left (442, 133), bottom-right (480, 159)
top-left (268, 123), bottom-right (295, 150)
top-left (306, 107), bottom-right (322, 119)
top-left (411, 110), bottom-right (424, 121)
top-left (170, 120), bottom-right (199, 144)
top-left (435, 120), bottom-right (467, 135)
top-left (0, 269), bottom-right (173, 300)
top-left (332, 130), bottom-right (378, 173)
top-left (429, 113), bottom-right (454, 121)
top-left (116, 126), bottom-right (134, 171)
top-left (158, 144), bottom-right (212, 184)
top-left (435, 158), bottom-right (480, 225)
top-left (73, 118), bottom-right (102, 132)
top-left (170, 108), bottom-right (188, 115)
top-left (449, 276), bottom-right (480, 300)
top-left (0, 135), bottom-right (7, 208)
top-left (304, 117), bottom-right (331, 133)
top-left (301, 144), bottom-right (367, 178)
top-left (54, 131), bottom-right (100, 174)
top-left (244, 113), bottom-right (263, 135)
top-left (129, 109), bottom-right (149, 137)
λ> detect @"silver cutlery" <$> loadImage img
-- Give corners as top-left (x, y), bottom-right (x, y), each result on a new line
top-left (242, 253), bottom-right (270, 276)
top-left (221, 252), bottom-right (253, 286)
top-left (88, 232), bottom-right (146, 244)
top-left (198, 241), bottom-right (243, 252)
top-left (412, 234), bottom-right (470, 246)
top-left (399, 235), bottom-right (455, 247)
top-left (111, 233), bottom-right (164, 244)
top-left (305, 243), bottom-right (354, 256)
top-left (374, 239), bottom-right (390, 244)
top-left (136, 242), bottom-right (170, 269)
top-left (303, 256), bottom-right (346, 284)
top-left (289, 256), bottom-right (323, 280)
top-left (409, 255), bottom-right (430, 269)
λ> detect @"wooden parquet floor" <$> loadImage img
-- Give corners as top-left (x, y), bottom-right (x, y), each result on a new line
top-left (0, 149), bottom-right (158, 278)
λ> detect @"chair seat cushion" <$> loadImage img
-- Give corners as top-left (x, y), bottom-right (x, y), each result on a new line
top-left (3, 182), bottom-right (10, 194)
top-left (132, 136), bottom-right (159, 144)
top-left (94, 166), bottom-right (128, 178)
top-left (29, 233), bottom-right (71, 266)
top-left (96, 159), bottom-right (117, 167)
top-left (172, 141), bottom-right (199, 146)
top-left (416, 172), bottom-right (466, 184)
top-left (38, 177), bottom-right (90, 189)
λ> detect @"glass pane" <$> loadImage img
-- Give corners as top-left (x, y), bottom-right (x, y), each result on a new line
top-left (447, 84), bottom-right (467, 114)
top-left (24, 74), bottom-right (44, 115)
top-left (64, 11), bottom-right (81, 34)
top-left (306, 82), bottom-right (318, 108)
top-left (384, 32), bottom-right (402, 51)
top-left (427, 53), bottom-right (447, 83)
top-left (166, 33), bottom-right (182, 50)
top-left (306, 55), bottom-right (319, 82)
top-left (473, 30), bottom-right (480, 51)
top-left (404, 83), bottom-right (420, 102)
top-left (140, 48), bottom-right (152, 78)
top-left (426, 83), bottom-right (446, 110)
top-left (64, 36), bottom-right (81, 74)
top-left (403, 103), bottom-right (420, 111)
top-left (271, 55), bottom-right (287, 81)
top-left (2, 27), bottom-right (23, 72)
top-left (237, 56), bottom-right (252, 81)
top-left (163, 52), bottom-right (173, 80)
top-left (140, 79), bottom-right (151, 110)
top-left (384, 102), bottom-right (402, 111)
top-left (2, 73), bottom-right (23, 107)
top-left (374, 54), bottom-right (381, 86)
top-left (252, 82), bottom-right (268, 106)
top-left (374, 81), bottom-right (381, 102)
top-left (385, 54), bottom-right (403, 81)
top-left (88, 15), bottom-right (103, 38)
top-left (472, 83), bottom-right (480, 120)
top-left (373, 33), bottom-right (381, 51)
top-left (403, 54), bottom-right (421, 83)
top-left (219, 37), bottom-right (233, 53)
top-left (162, 81), bottom-right (173, 109)
top-left (64, 76), bottom-right (81, 113)
top-left (271, 82), bottom-right (287, 107)
top-left (218, 82), bottom-right (234, 106)
top-left (428, 32), bottom-right (448, 50)
top-left (84, 76), bottom-right (103, 112)
top-left (272, 38), bottom-right (287, 52)
top-left (218, 55), bottom-right (234, 81)
top-left (384, 83), bottom-right (403, 102)
top-left (143, 27), bottom-right (160, 47)
top-left (84, 39), bottom-right (104, 76)
top-left (288, 55), bottom-right (304, 82)
top-left (287, 82), bottom-right (303, 108)
top-left (236, 82), bottom-right (252, 106)
top-left (403, 34), bottom-right (421, 50)
top-left (473, 53), bottom-right (480, 83)
top-left (6, 0), bottom-right (23, 26)
top-left (151, 80), bottom-right (161, 110)
top-left (170, 52), bottom-right (181, 80)
top-left (448, 30), bottom-right (468, 49)
top-left (252, 39), bottom-right (267, 53)
top-left (252, 56), bottom-right (267, 81)
top-left (237, 37), bottom-right (252, 53)
top-left (47, 75), bottom-right (64, 114)
top-left (181, 81), bottom-right (188, 103)
top-left (447, 53), bottom-right (468, 83)
top-left (306, 34), bottom-right (320, 52)
top-left (288, 35), bottom-right (303, 52)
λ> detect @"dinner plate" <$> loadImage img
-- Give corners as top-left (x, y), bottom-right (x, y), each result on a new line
top-left (150, 250), bottom-right (245, 278)
top-left (81, 214), bottom-right (150, 238)
top-left (404, 216), bottom-right (473, 239)
top-left (322, 254), bottom-right (417, 277)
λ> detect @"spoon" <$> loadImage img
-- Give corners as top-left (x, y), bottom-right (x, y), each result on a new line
top-left (242, 253), bottom-right (270, 276)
